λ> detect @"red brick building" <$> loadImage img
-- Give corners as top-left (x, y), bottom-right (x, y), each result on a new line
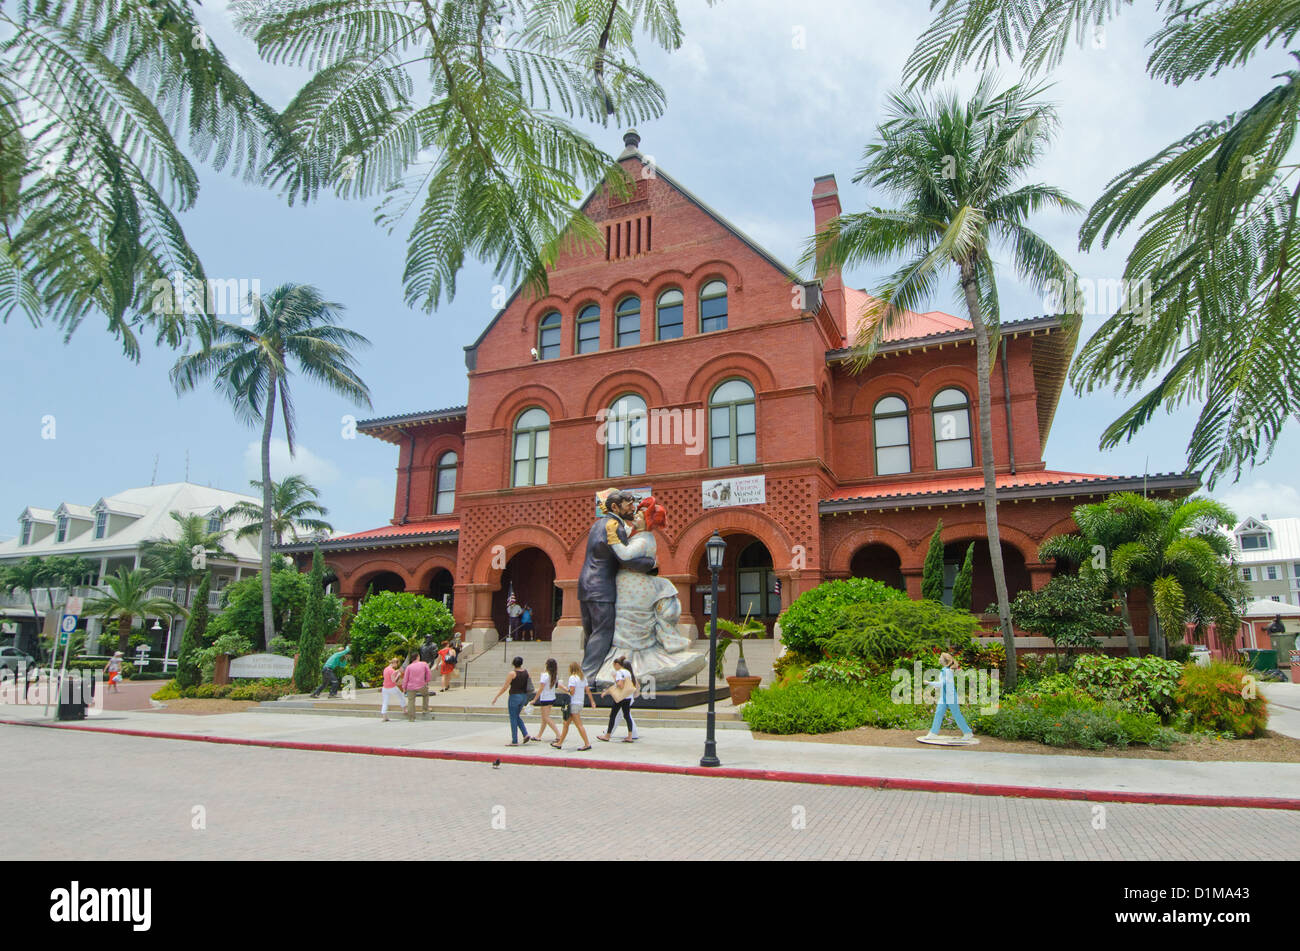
top-left (281, 132), bottom-right (1196, 658)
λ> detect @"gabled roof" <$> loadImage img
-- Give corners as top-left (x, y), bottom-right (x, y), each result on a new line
top-left (1226, 516), bottom-right (1300, 564)
top-left (1235, 517), bottom-right (1271, 533)
top-left (357, 406), bottom-right (468, 445)
top-left (0, 483), bottom-right (263, 561)
top-left (53, 503), bottom-right (94, 520)
top-left (19, 507), bottom-right (55, 523)
top-left (464, 132), bottom-right (801, 370)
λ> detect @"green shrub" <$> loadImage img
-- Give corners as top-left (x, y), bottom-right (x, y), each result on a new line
top-left (227, 683), bottom-right (295, 702)
top-left (777, 578), bottom-right (909, 656)
top-left (1167, 643), bottom-right (1193, 664)
top-left (823, 599), bottom-right (982, 664)
top-left (772, 648), bottom-right (816, 687)
top-left (1067, 654), bottom-right (1183, 719)
top-left (192, 633), bottom-right (253, 683)
top-left (1174, 661), bottom-right (1269, 737)
top-left (742, 680), bottom-right (930, 734)
top-left (1018, 652), bottom-right (1060, 683)
top-left (151, 680), bottom-right (182, 701)
top-left (348, 591), bottom-right (453, 663)
top-left (975, 688), bottom-right (1176, 749)
top-left (805, 656), bottom-right (873, 687)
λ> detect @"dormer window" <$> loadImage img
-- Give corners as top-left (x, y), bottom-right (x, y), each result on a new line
top-left (20, 519), bottom-right (31, 545)
top-left (207, 513), bottom-right (223, 534)
top-left (94, 511), bottom-right (108, 539)
top-left (1239, 532), bottom-right (1270, 551)
top-left (56, 516), bottom-right (68, 542)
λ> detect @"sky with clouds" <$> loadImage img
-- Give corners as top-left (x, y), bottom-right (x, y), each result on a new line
top-left (2, 0), bottom-right (1298, 539)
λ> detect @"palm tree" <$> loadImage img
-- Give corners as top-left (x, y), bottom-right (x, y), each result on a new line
top-left (803, 77), bottom-right (1081, 689)
top-left (225, 475), bottom-right (333, 546)
top-left (171, 283), bottom-right (371, 649)
top-left (1042, 492), bottom-right (1245, 659)
top-left (0, 0), bottom-right (282, 352)
top-left (83, 568), bottom-right (184, 655)
top-left (905, 1), bottom-right (1300, 487)
top-left (37, 555), bottom-right (96, 618)
top-left (141, 511), bottom-right (232, 611)
top-left (231, 0), bottom-right (697, 311)
top-left (0, 558), bottom-right (47, 657)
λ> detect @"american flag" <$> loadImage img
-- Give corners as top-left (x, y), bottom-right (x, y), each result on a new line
top-left (773, 578), bottom-right (781, 596)
top-left (506, 583), bottom-right (518, 613)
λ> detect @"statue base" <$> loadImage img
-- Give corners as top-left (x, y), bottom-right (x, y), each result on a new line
top-left (591, 684), bottom-right (730, 710)
top-left (916, 735), bottom-right (980, 746)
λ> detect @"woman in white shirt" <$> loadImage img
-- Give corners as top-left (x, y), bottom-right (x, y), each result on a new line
top-left (598, 656), bottom-right (639, 742)
top-left (552, 661), bottom-right (596, 751)
top-left (532, 657), bottom-right (562, 744)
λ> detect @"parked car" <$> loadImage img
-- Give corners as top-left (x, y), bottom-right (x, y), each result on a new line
top-left (0, 645), bottom-right (38, 672)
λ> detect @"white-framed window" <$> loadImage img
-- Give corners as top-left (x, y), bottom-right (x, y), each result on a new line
top-left (604, 394), bottom-right (648, 478)
top-left (709, 378), bottom-right (757, 467)
top-left (1267, 565), bottom-right (1280, 581)
top-left (435, 451), bottom-right (457, 514)
top-left (1239, 533), bottom-right (1270, 550)
top-left (94, 511), bottom-right (108, 539)
top-left (932, 388), bottom-right (974, 469)
top-left (1242, 567), bottom-right (1253, 581)
top-left (1292, 562), bottom-right (1300, 578)
top-left (873, 396), bottom-right (911, 476)
top-left (56, 516), bottom-right (68, 542)
top-left (512, 408), bottom-right (550, 487)
top-left (207, 514), bottom-right (223, 534)
top-left (20, 519), bottom-right (31, 545)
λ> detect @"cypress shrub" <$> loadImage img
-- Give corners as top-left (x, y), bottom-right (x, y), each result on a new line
top-left (922, 519), bottom-right (945, 602)
top-left (175, 573), bottom-right (209, 689)
top-left (951, 543), bottom-right (975, 611)
top-left (295, 548), bottom-right (327, 694)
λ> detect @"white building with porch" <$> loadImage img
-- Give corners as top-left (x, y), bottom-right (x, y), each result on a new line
top-left (0, 482), bottom-right (263, 655)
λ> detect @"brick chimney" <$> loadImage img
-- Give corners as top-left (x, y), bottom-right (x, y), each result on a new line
top-left (812, 174), bottom-right (845, 331)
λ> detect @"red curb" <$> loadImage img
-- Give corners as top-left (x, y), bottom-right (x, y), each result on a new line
top-left (5, 718), bottom-right (1299, 811)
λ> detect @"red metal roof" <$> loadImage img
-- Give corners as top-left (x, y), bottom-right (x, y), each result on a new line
top-left (824, 470), bottom-right (1183, 504)
top-left (330, 521), bottom-right (460, 542)
top-left (843, 289), bottom-right (971, 342)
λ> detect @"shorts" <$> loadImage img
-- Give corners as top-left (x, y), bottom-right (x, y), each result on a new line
top-left (536, 698), bottom-right (554, 706)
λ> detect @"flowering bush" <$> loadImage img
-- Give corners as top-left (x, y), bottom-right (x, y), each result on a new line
top-left (1174, 661), bottom-right (1269, 736)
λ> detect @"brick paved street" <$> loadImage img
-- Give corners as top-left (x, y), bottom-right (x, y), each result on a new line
top-left (3, 725), bottom-right (1297, 860)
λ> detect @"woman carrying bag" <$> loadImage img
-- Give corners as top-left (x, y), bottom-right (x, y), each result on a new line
top-left (598, 656), bottom-right (638, 743)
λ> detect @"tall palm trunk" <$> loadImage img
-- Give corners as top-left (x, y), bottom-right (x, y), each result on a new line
top-left (117, 613), bottom-right (134, 654)
top-left (259, 370), bottom-right (278, 650)
top-left (1118, 592), bottom-right (1139, 657)
top-left (1147, 590), bottom-right (1165, 659)
top-left (961, 261), bottom-right (1017, 689)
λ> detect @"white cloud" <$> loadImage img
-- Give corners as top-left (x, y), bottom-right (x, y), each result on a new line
top-left (243, 439), bottom-right (341, 487)
top-left (1215, 482), bottom-right (1300, 522)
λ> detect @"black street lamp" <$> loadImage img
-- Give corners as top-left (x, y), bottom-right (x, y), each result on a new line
top-left (701, 530), bottom-right (726, 767)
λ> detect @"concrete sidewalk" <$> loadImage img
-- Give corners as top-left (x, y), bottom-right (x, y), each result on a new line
top-left (4, 700), bottom-right (1299, 807)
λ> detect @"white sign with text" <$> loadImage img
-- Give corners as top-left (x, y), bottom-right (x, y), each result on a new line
top-left (229, 653), bottom-right (295, 679)
top-left (701, 475), bottom-right (765, 509)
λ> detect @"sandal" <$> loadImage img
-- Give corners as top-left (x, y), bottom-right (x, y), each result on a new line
top-left (596, 734), bottom-right (610, 742)
top-left (622, 737), bottom-right (636, 743)
top-left (550, 742), bottom-right (563, 749)
top-left (577, 745), bottom-right (592, 752)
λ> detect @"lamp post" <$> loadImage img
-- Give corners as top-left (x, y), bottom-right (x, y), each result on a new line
top-left (701, 530), bottom-right (726, 767)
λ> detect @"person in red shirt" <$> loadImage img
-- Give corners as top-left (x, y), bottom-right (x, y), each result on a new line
top-left (402, 651), bottom-right (434, 721)
top-left (436, 640), bottom-right (458, 691)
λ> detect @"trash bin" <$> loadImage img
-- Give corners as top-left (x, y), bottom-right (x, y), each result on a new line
top-left (1242, 648), bottom-right (1278, 672)
top-left (55, 671), bottom-right (92, 721)
top-left (1270, 632), bottom-right (1297, 667)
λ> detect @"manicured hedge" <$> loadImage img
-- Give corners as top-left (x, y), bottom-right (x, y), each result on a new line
top-left (777, 578), bottom-right (909, 656)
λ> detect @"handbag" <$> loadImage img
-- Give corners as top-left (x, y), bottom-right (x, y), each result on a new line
top-left (608, 678), bottom-right (633, 703)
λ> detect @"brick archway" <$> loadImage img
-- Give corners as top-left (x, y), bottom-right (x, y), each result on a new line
top-left (828, 527), bottom-right (910, 576)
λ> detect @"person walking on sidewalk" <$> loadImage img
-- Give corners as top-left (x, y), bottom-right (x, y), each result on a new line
top-left (104, 651), bottom-right (124, 694)
top-left (380, 654), bottom-right (407, 722)
top-left (598, 656), bottom-right (639, 743)
top-left (532, 657), bottom-right (562, 744)
top-left (492, 656), bottom-right (534, 746)
top-left (313, 647), bottom-right (350, 698)
top-left (437, 640), bottom-right (457, 691)
top-left (924, 652), bottom-right (973, 741)
top-left (553, 661), bottom-right (595, 751)
top-left (402, 650), bottom-right (434, 721)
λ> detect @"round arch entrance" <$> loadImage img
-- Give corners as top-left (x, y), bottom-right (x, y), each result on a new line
top-left (491, 547), bottom-right (558, 641)
top-left (690, 533), bottom-right (779, 636)
top-left (941, 540), bottom-right (1030, 612)
top-left (427, 568), bottom-right (454, 613)
top-left (363, 571), bottom-right (406, 595)
top-left (849, 543), bottom-right (905, 592)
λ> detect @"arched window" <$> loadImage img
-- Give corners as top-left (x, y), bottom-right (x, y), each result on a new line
top-left (512, 408), bottom-right (550, 486)
top-left (873, 396), bottom-right (911, 475)
top-left (656, 288), bottom-right (684, 340)
top-left (537, 312), bottom-right (561, 360)
top-left (434, 451), bottom-right (458, 514)
top-left (615, 296), bottom-right (641, 347)
top-left (932, 388), bottom-right (973, 469)
top-left (604, 394), bottom-right (647, 477)
top-left (700, 279), bottom-right (728, 332)
top-left (575, 304), bottom-right (600, 354)
top-left (709, 378), bottom-right (756, 467)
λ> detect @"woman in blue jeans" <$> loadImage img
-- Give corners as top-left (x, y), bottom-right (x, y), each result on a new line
top-left (925, 652), bottom-right (973, 740)
top-left (491, 656), bottom-right (534, 746)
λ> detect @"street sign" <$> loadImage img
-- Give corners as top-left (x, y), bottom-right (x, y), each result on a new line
top-left (65, 596), bottom-right (82, 616)
top-left (57, 610), bottom-right (79, 647)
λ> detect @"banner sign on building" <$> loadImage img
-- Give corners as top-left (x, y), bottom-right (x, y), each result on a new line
top-left (702, 475), bottom-right (765, 509)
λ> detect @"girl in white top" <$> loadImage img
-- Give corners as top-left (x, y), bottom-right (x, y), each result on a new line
top-left (598, 656), bottom-right (639, 742)
top-left (532, 657), bottom-right (562, 744)
top-left (552, 661), bottom-right (596, 751)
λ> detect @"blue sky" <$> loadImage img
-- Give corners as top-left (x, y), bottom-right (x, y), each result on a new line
top-left (2, 0), bottom-right (1297, 538)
